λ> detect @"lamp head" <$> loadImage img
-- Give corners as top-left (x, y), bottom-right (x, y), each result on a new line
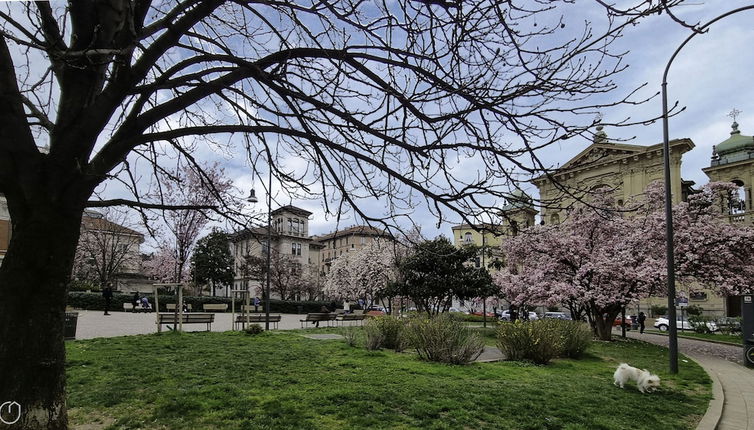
top-left (246, 188), bottom-right (259, 203)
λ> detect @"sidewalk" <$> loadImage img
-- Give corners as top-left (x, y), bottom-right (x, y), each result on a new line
top-left (626, 331), bottom-right (754, 430)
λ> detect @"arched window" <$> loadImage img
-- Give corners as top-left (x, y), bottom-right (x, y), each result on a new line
top-left (463, 232), bottom-right (473, 243)
top-left (550, 213), bottom-right (560, 224)
top-left (730, 180), bottom-right (747, 214)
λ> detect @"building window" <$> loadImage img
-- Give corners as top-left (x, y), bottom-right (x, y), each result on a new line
top-left (690, 291), bottom-right (708, 301)
top-left (463, 232), bottom-right (473, 243)
top-left (262, 240), bottom-right (269, 255)
top-left (730, 180), bottom-right (746, 214)
top-left (291, 242), bottom-right (301, 256)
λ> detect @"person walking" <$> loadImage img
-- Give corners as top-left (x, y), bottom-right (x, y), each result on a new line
top-left (103, 283), bottom-right (114, 316)
top-left (253, 296), bottom-right (260, 312)
top-left (638, 312), bottom-right (646, 334)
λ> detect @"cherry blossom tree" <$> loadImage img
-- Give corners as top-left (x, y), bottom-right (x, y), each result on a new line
top-left (324, 241), bottom-right (398, 307)
top-left (496, 183), bottom-right (754, 340)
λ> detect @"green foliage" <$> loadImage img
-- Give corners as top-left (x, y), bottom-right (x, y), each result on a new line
top-left (688, 315), bottom-right (715, 334)
top-left (403, 313), bottom-right (484, 364)
top-left (556, 320), bottom-right (593, 359)
top-left (364, 323), bottom-right (385, 351)
top-left (385, 237), bottom-right (496, 315)
top-left (364, 316), bottom-right (406, 351)
top-left (342, 326), bottom-right (358, 347)
top-left (191, 230), bottom-right (234, 293)
top-left (67, 279), bottom-right (99, 292)
top-left (243, 324), bottom-right (264, 335)
top-left (650, 304), bottom-right (668, 317)
top-left (496, 319), bottom-right (592, 364)
top-left (65, 332), bottom-right (711, 429)
top-left (67, 292), bottom-right (332, 313)
top-left (714, 317), bottom-right (742, 335)
top-left (685, 304), bottom-right (703, 316)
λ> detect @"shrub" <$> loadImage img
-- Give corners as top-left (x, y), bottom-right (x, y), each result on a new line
top-left (686, 304), bottom-right (703, 316)
top-left (342, 326), bottom-right (358, 347)
top-left (650, 305), bottom-right (668, 318)
top-left (403, 314), bottom-right (484, 364)
top-left (495, 319), bottom-right (591, 364)
top-left (365, 316), bottom-right (406, 351)
top-left (243, 324), bottom-right (264, 335)
top-left (556, 320), bottom-right (593, 359)
top-left (688, 315), bottom-right (715, 334)
top-left (715, 317), bottom-right (742, 335)
top-left (364, 322), bottom-right (385, 351)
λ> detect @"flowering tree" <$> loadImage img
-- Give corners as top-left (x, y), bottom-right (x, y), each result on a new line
top-left (150, 164), bottom-right (234, 284)
top-left (496, 182), bottom-right (754, 340)
top-left (324, 241), bottom-right (398, 306)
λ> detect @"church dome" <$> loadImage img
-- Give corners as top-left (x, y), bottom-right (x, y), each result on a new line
top-left (716, 121), bottom-right (754, 156)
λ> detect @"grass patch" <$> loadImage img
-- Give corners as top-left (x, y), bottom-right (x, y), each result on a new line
top-left (67, 330), bottom-right (711, 430)
top-left (646, 329), bottom-right (742, 345)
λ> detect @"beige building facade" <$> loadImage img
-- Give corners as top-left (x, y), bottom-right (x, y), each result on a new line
top-left (313, 225), bottom-right (389, 274)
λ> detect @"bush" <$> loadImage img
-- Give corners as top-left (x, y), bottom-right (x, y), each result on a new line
top-left (342, 326), bottom-right (358, 347)
top-left (715, 317), bottom-right (742, 335)
top-left (688, 315), bottom-right (715, 334)
top-left (686, 304), bottom-right (703, 316)
top-left (243, 324), bottom-right (264, 335)
top-left (496, 319), bottom-right (591, 364)
top-left (365, 316), bottom-right (406, 351)
top-left (403, 314), bottom-right (484, 364)
top-left (364, 323), bottom-right (385, 351)
top-left (556, 320), bottom-right (593, 359)
top-left (650, 305), bottom-right (668, 318)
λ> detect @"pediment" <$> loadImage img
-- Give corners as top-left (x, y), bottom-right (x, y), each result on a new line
top-left (559, 144), bottom-right (643, 171)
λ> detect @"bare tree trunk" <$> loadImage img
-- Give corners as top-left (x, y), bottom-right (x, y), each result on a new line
top-left (0, 207), bottom-right (83, 429)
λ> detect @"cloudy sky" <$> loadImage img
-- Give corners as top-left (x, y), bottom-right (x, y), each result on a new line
top-left (243, 1), bottom-right (754, 239)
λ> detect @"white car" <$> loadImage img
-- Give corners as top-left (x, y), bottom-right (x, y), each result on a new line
top-left (654, 316), bottom-right (717, 332)
top-left (498, 310), bottom-right (539, 321)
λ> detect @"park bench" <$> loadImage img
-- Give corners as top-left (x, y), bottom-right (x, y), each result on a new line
top-left (202, 303), bottom-right (229, 312)
top-left (235, 314), bottom-right (282, 329)
top-left (335, 313), bottom-right (365, 325)
top-left (123, 302), bottom-right (152, 313)
top-left (156, 312), bottom-right (214, 332)
top-left (300, 313), bottom-right (336, 328)
top-left (166, 303), bottom-right (193, 312)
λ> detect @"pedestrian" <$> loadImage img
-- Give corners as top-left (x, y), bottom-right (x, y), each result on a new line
top-left (102, 283), bottom-right (113, 316)
top-left (638, 312), bottom-right (646, 334)
top-left (315, 305), bottom-right (330, 327)
top-left (253, 296), bottom-right (260, 313)
top-left (343, 300), bottom-right (351, 314)
top-left (131, 291), bottom-right (139, 313)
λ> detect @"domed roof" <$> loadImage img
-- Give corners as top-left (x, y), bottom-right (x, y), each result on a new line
top-left (716, 122), bottom-right (754, 156)
top-left (501, 189), bottom-right (534, 211)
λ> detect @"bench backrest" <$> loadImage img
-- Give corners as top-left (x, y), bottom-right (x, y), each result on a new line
top-left (202, 304), bottom-right (228, 312)
top-left (304, 313), bottom-right (332, 321)
top-left (166, 303), bottom-right (193, 311)
top-left (352, 310), bottom-right (364, 315)
top-left (157, 313), bottom-right (215, 323)
top-left (235, 314), bottom-right (282, 322)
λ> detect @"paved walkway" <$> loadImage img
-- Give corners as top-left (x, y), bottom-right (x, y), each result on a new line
top-left (625, 331), bottom-right (754, 430)
top-left (70, 310), bottom-right (362, 339)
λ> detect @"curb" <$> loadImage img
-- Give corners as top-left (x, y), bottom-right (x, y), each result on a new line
top-left (694, 358), bottom-right (724, 430)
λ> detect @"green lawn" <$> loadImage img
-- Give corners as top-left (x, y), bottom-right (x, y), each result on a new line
top-left (66, 330), bottom-right (711, 430)
top-left (646, 329), bottom-right (742, 345)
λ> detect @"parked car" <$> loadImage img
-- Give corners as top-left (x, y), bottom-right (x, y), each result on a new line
top-left (543, 312), bottom-right (571, 320)
top-left (499, 310), bottom-right (539, 321)
top-left (654, 316), bottom-right (717, 332)
top-left (613, 316), bottom-right (633, 329)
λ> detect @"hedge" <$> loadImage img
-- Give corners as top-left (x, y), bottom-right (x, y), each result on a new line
top-left (67, 292), bottom-right (338, 314)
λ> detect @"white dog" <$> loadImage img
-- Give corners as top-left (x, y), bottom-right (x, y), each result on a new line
top-left (613, 363), bottom-right (661, 393)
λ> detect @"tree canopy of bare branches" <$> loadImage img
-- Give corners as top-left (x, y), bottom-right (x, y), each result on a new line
top-left (0, 1), bottom-right (686, 428)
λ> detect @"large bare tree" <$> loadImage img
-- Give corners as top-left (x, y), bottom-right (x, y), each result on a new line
top-left (0, 1), bottom-right (687, 428)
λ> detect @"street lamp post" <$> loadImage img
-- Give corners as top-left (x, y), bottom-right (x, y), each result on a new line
top-left (247, 167), bottom-right (273, 331)
top-left (661, 5), bottom-right (754, 374)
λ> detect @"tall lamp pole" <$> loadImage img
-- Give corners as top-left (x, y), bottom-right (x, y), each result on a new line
top-left (246, 166), bottom-right (273, 331)
top-left (661, 5), bottom-right (754, 374)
